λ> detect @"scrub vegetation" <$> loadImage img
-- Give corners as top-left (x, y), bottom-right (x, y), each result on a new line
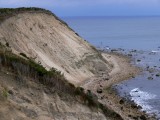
top-left (0, 7), bottom-right (68, 27)
top-left (0, 43), bottom-right (122, 119)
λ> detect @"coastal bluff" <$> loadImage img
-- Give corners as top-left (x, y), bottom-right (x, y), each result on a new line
top-left (0, 8), bottom-right (150, 120)
top-left (0, 8), bottom-right (118, 120)
top-left (0, 8), bottom-right (111, 85)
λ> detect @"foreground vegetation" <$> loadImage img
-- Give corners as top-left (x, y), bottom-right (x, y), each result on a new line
top-left (0, 7), bottom-right (122, 118)
top-left (0, 7), bottom-right (68, 26)
top-left (0, 43), bottom-right (122, 119)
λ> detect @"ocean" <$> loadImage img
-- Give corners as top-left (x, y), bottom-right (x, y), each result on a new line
top-left (63, 16), bottom-right (160, 50)
top-left (62, 16), bottom-right (160, 118)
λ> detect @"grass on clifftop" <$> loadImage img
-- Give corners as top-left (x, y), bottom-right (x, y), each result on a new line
top-left (0, 7), bottom-right (50, 14)
top-left (0, 7), bottom-right (68, 26)
top-left (0, 7), bottom-right (81, 38)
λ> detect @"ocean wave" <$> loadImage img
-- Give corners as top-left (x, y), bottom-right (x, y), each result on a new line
top-left (151, 50), bottom-right (160, 53)
top-left (130, 88), bottom-right (157, 113)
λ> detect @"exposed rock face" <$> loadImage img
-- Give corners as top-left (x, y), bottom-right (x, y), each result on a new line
top-left (0, 11), bottom-right (111, 84)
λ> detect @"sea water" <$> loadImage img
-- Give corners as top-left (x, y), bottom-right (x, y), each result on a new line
top-left (63, 16), bottom-right (160, 118)
top-left (63, 16), bottom-right (160, 50)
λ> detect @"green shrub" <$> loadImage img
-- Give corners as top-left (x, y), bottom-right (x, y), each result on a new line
top-left (28, 59), bottom-right (48, 76)
top-left (0, 49), bottom-right (69, 89)
top-left (2, 88), bottom-right (8, 99)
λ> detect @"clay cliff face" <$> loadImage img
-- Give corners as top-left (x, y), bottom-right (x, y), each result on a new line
top-left (0, 8), bottom-right (114, 120)
top-left (0, 11), bottom-right (111, 85)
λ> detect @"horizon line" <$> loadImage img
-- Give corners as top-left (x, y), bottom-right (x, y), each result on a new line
top-left (60, 15), bottom-right (160, 18)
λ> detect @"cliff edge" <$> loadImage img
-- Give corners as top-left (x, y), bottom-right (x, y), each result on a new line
top-left (0, 8), bottom-right (111, 85)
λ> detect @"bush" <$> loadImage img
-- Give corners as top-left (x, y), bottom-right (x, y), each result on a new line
top-left (75, 87), bottom-right (84, 95)
top-left (0, 47), bottom-right (122, 119)
top-left (86, 90), bottom-right (98, 107)
top-left (2, 88), bottom-right (8, 99)
top-left (28, 59), bottom-right (48, 77)
top-left (0, 49), bottom-right (71, 93)
top-left (5, 42), bottom-right (9, 47)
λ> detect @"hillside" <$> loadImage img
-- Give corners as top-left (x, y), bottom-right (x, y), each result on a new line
top-left (0, 46), bottom-right (110, 120)
top-left (0, 8), bottom-right (122, 120)
top-left (0, 8), bottom-right (151, 120)
top-left (0, 7), bottom-right (111, 85)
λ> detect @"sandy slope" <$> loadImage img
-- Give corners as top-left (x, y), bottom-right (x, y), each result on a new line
top-left (0, 69), bottom-right (107, 120)
top-left (0, 12), bottom-right (111, 85)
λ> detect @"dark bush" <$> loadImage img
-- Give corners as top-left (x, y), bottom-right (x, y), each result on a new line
top-left (75, 87), bottom-right (84, 95)
top-left (5, 42), bottom-right (9, 47)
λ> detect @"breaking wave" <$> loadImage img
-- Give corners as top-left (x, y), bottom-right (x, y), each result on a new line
top-left (130, 88), bottom-right (158, 116)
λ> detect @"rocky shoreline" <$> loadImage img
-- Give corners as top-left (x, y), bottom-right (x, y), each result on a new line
top-left (80, 50), bottom-right (156, 120)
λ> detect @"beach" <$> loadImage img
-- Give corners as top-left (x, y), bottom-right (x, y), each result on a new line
top-left (80, 51), bottom-right (156, 120)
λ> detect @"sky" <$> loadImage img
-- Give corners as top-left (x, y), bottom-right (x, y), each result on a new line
top-left (0, 0), bottom-right (160, 17)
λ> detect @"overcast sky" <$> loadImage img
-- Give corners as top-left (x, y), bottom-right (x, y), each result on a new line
top-left (0, 0), bottom-right (160, 17)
